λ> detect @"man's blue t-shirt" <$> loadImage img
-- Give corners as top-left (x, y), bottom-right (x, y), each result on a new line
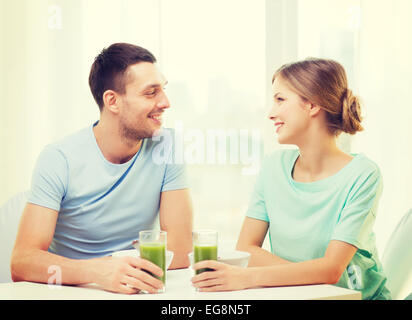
top-left (28, 122), bottom-right (187, 259)
top-left (246, 148), bottom-right (391, 300)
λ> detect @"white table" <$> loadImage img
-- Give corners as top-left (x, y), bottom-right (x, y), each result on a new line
top-left (0, 268), bottom-right (360, 300)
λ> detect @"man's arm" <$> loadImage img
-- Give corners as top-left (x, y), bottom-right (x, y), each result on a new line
top-left (159, 189), bottom-right (193, 269)
top-left (11, 203), bottom-right (164, 294)
top-left (236, 217), bottom-right (292, 266)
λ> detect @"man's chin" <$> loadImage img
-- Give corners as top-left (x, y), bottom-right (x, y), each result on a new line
top-left (148, 125), bottom-right (164, 138)
top-left (120, 125), bottom-right (159, 142)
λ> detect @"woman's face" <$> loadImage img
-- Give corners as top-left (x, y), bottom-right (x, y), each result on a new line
top-left (268, 76), bottom-right (311, 145)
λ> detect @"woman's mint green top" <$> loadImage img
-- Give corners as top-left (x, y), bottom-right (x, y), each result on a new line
top-left (246, 149), bottom-right (391, 300)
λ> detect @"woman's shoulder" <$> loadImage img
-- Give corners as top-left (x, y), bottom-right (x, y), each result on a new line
top-left (345, 154), bottom-right (383, 197)
top-left (264, 147), bottom-right (298, 163)
top-left (351, 153), bottom-right (382, 177)
top-left (259, 148), bottom-right (298, 173)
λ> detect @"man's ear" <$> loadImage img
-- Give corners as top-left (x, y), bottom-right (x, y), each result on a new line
top-left (102, 90), bottom-right (120, 114)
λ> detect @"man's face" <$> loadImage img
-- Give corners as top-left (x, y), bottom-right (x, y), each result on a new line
top-left (117, 62), bottom-right (170, 142)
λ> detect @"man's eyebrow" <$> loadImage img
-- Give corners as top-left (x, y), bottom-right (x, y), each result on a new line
top-left (142, 80), bottom-right (168, 91)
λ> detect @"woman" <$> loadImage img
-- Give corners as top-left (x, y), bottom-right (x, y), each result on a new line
top-left (191, 58), bottom-right (391, 300)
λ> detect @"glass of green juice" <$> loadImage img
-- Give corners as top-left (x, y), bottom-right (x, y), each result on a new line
top-left (193, 230), bottom-right (218, 275)
top-left (139, 230), bottom-right (167, 292)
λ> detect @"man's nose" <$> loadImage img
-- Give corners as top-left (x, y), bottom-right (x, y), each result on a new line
top-left (157, 90), bottom-right (170, 109)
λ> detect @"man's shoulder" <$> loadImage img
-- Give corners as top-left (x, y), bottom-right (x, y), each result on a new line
top-left (35, 125), bottom-right (93, 169)
top-left (143, 127), bottom-right (179, 155)
top-left (48, 125), bottom-right (93, 154)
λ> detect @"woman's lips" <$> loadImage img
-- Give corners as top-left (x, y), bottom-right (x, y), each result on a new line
top-left (274, 122), bottom-right (284, 133)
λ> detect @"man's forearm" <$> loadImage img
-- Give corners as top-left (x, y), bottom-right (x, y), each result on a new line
top-left (11, 248), bottom-right (97, 284)
top-left (168, 251), bottom-right (191, 270)
top-left (167, 232), bottom-right (192, 269)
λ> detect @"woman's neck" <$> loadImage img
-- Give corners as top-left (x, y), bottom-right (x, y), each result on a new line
top-left (293, 136), bottom-right (352, 182)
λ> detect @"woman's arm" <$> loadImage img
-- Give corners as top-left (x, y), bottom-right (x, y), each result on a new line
top-left (192, 240), bottom-right (357, 291)
top-left (236, 217), bottom-right (291, 266)
top-left (252, 240), bottom-right (357, 287)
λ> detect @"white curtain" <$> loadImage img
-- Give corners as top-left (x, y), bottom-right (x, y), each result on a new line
top-left (353, 0), bottom-right (412, 251)
top-left (0, 0), bottom-right (268, 247)
top-left (1, 0), bottom-right (411, 251)
top-left (297, 0), bottom-right (412, 252)
top-left (0, 0), bottom-right (160, 204)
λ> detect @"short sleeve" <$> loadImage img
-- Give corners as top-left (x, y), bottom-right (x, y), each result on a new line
top-left (28, 145), bottom-right (68, 211)
top-left (331, 168), bottom-right (383, 248)
top-left (160, 129), bottom-right (188, 192)
top-left (245, 163), bottom-right (269, 222)
top-left (161, 162), bottom-right (188, 192)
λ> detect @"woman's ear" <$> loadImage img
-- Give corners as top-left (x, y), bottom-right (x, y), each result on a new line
top-left (102, 90), bottom-right (120, 114)
top-left (309, 103), bottom-right (322, 117)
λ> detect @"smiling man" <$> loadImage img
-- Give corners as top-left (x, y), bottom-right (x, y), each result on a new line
top-left (11, 43), bottom-right (193, 294)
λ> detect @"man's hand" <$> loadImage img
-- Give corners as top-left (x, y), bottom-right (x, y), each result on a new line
top-left (92, 256), bottom-right (164, 294)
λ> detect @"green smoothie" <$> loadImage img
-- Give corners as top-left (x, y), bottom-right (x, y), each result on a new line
top-left (194, 244), bottom-right (218, 274)
top-left (140, 242), bottom-right (166, 283)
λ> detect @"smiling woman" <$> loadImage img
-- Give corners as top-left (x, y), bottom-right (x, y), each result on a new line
top-left (272, 58), bottom-right (363, 137)
top-left (268, 59), bottom-right (364, 150)
top-left (192, 58), bottom-right (392, 300)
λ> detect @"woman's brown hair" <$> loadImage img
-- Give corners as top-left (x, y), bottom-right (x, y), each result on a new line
top-left (272, 58), bottom-right (363, 135)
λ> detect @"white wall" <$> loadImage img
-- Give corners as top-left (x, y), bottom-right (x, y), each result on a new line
top-left (1, 0), bottom-right (411, 253)
top-left (296, 0), bottom-right (412, 253)
top-left (353, 0), bottom-right (412, 252)
top-left (0, 0), bottom-right (159, 205)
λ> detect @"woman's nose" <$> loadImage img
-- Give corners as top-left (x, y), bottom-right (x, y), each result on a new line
top-left (268, 104), bottom-right (278, 121)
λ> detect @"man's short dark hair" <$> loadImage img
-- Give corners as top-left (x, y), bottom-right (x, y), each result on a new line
top-left (89, 43), bottom-right (157, 110)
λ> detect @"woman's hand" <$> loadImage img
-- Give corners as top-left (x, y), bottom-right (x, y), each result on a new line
top-left (191, 260), bottom-right (252, 292)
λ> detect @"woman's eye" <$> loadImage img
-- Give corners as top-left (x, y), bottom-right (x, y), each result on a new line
top-left (276, 97), bottom-right (284, 102)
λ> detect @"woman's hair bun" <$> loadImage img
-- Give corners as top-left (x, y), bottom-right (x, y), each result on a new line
top-left (341, 88), bottom-right (363, 135)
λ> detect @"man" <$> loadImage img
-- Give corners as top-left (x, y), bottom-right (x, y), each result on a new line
top-left (11, 43), bottom-right (193, 294)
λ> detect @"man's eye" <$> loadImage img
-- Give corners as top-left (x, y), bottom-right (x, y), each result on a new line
top-left (146, 90), bottom-right (156, 96)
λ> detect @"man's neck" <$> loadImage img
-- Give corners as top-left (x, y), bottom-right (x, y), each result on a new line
top-left (93, 120), bottom-right (142, 164)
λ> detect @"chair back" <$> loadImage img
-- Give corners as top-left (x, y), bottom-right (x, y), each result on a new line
top-left (382, 208), bottom-right (412, 299)
top-left (0, 191), bottom-right (29, 283)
